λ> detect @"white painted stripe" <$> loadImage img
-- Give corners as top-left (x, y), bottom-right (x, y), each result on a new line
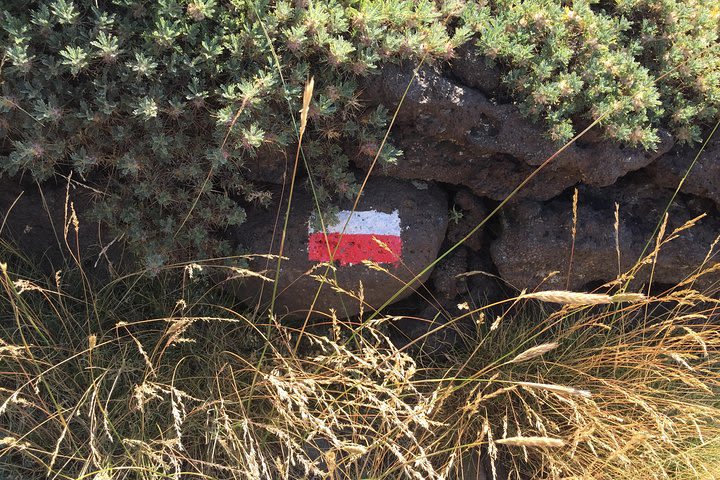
top-left (308, 210), bottom-right (401, 236)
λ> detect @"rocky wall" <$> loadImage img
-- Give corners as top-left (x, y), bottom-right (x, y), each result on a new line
top-left (233, 59), bottom-right (720, 323)
top-left (2, 57), bottom-right (718, 332)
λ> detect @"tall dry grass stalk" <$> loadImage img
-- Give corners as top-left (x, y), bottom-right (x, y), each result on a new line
top-left (520, 290), bottom-right (647, 306)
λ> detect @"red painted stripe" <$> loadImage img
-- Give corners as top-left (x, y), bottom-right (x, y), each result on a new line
top-left (308, 233), bottom-right (402, 266)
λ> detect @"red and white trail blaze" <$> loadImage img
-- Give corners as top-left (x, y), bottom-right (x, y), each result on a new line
top-left (308, 210), bottom-right (402, 266)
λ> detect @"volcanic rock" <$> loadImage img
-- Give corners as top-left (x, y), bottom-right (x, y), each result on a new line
top-left (491, 178), bottom-right (720, 292)
top-left (646, 137), bottom-right (720, 208)
top-left (431, 246), bottom-right (469, 300)
top-left (234, 177), bottom-right (449, 318)
top-left (450, 43), bottom-right (503, 96)
top-left (466, 249), bottom-right (509, 304)
top-left (393, 303), bottom-right (462, 357)
top-left (357, 62), bottom-right (673, 202)
top-left (242, 145), bottom-right (291, 184)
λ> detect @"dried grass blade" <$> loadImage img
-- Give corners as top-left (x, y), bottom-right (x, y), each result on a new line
top-left (496, 436), bottom-right (566, 448)
top-left (509, 343), bottom-right (559, 364)
top-left (299, 77), bottom-right (314, 136)
top-left (516, 381), bottom-right (591, 398)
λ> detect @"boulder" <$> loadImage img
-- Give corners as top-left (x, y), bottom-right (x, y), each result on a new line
top-left (455, 450), bottom-right (512, 480)
top-left (450, 43), bottom-right (503, 98)
top-left (234, 177), bottom-right (448, 318)
top-left (392, 303), bottom-right (463, 358)
top-left (646, 137), bottom-right (720, 208)
top-left (357, 63), bottom-right (674, 202)
top-left (242, 144), bottom-right (292, 184)
top-left (465, 249), bottom-right (510, 304)
top-left (431, 246), bottom-right (469, 300)
top-left (491, 177), bottom-right (720, 292)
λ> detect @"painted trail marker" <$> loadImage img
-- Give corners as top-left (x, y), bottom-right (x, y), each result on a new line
top-left (308, 210), bottom-right (402, 266)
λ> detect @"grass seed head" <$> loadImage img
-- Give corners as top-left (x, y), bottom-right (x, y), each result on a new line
top-left (496, 436), bottom-right (566, 448)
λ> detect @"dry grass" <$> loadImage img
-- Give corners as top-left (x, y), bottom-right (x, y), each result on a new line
top-left (0, 220), bottom-right (718, 480)
top-left (424, 287), bottom-right (720, 479)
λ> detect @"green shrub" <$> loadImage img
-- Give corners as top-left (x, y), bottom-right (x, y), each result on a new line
top-left (463, 0), bottom-right (720, 146)
top-left (1, 0), bottom-right (718, 268)
top-left (0, 0), bottom-right (455, 268)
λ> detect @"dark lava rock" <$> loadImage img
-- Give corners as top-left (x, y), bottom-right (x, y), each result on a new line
top-left (0, 176), bottom-right (115, 273)
top-left (456, 450), bottom-right (512, 480)
top-left (357, 63), bottom-right (673, 202)
top-left (450, 43), bottom-right (503, 96)
top-left (234, 177), bottom-right (449, 318)
top-left (392, 303), bottom-right (464, 358)
top-left (491, 178), bottom-right (720, 292)
top-left (431, 246), bottom-right (469, 300)
top-left (466, 249), bottom-right (509, 303)
top-left (646, 138), bottom-right (720, 208)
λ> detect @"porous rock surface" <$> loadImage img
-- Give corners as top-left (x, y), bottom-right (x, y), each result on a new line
top-left (491, 177), bottom-right (720, 291)
top-left (234, 177), bottom-right (448, 318)
top-left (357, 63), bottom-right (674, 202)
top-left (646, 138), bottom-right (720, 208)
top-left (430, 246), bottom-right (469, 300)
